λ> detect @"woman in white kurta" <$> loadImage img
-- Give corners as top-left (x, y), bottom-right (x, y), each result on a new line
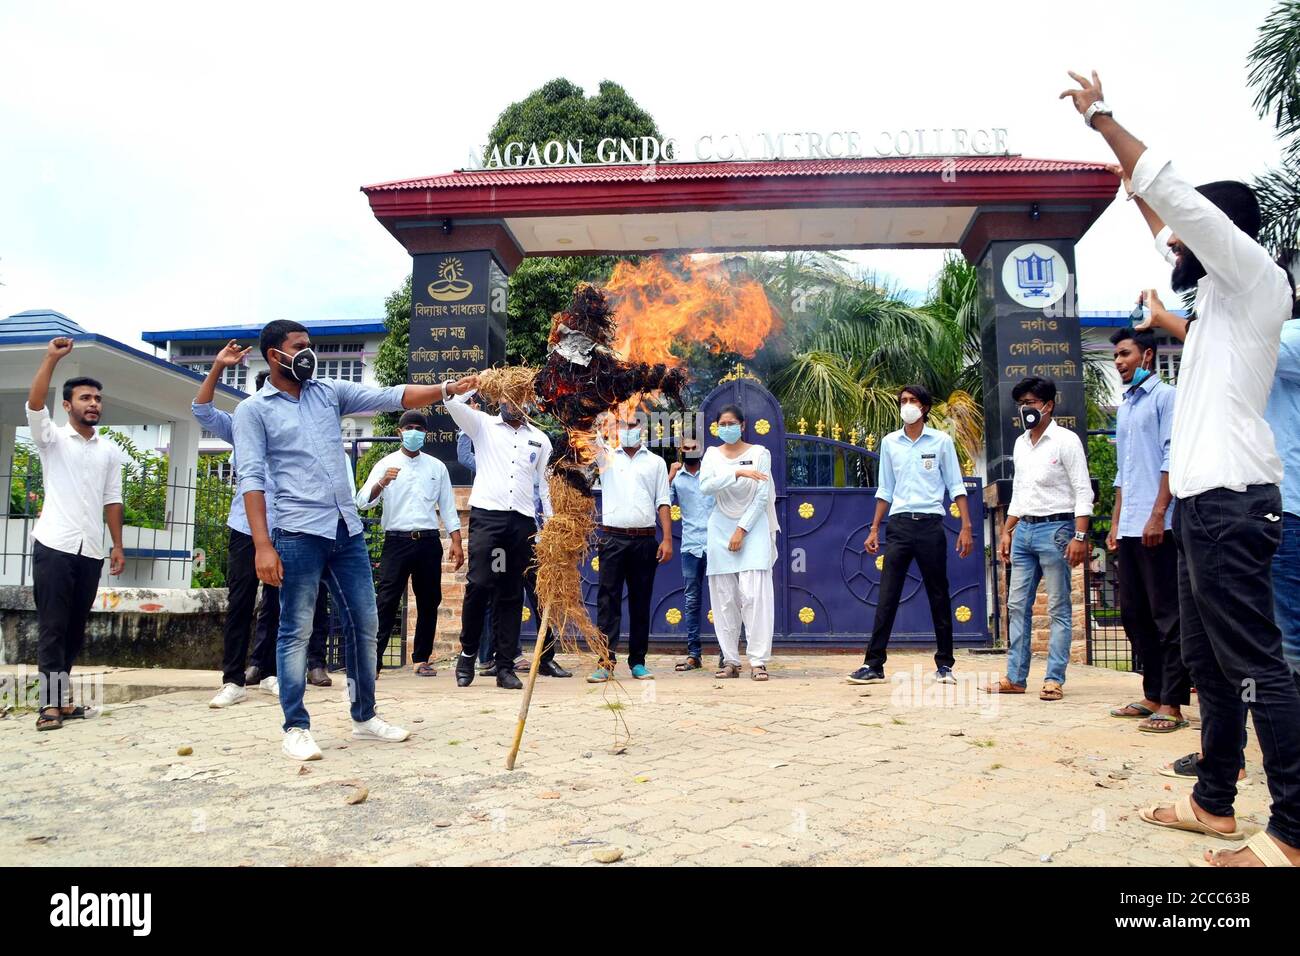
top-left (698, 405), bottom-right (779, 681)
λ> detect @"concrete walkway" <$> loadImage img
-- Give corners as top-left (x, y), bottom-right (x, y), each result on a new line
top-left (0, 652), bottom-right (1271, 866)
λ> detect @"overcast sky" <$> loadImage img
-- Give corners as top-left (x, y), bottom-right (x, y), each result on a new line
top-left (0, 0), bottom-right (1288, 351)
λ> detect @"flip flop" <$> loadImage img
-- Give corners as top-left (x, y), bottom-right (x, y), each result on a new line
top-left (1190, 831), bottom-right (1297, 867)
top-left (1139, 794), bottom-right (1247, 841)
top-left (1110, 702), bottom-right (1155, 718)
top-left (1138, 714), bottom-right (1190, 733)
top-left (674, 657), bottom-right (702, 671)
top-left (36, 707), bottom-right (63, 731)
top-left (412, 663), bottom-right (437, 677)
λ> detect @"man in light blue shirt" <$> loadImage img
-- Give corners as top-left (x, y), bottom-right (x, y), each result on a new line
top-left (233, 319), bottom-right (472, 761)
top-left (669, 437), bottom-right (714, 670)
top-left (1266, 316), bottom-right (1300, 679)
top-left (1104, 326), bottom-right (1188, 731)
top-left (356, 409), bottom-right (464, 677)
top-left (848, 384), bottom-right (972, 685)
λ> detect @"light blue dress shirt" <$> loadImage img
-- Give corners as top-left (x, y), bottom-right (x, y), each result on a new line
top-left (876, 426), bottom-right (966, 515)
top-left (670, 465), bottom-right (714, 557)
top-left (233, 378), bottom-right (407, 540)
top-left (355, 449), bottom-right (462, 534)
top-left (1114, 375), bottom-right (1176, 538)
top-left (192, 401), bottom-right (276, 536)
top-left (1266, 319), bottom-right (1300, 517)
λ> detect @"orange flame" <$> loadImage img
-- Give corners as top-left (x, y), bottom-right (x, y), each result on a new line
top-left (603, 256), bottom-right (780, 367)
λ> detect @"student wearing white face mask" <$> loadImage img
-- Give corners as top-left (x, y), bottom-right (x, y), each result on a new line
top-left (699, 405), bottom-right (779, 681)
top-left (848, 385), bottom-right (972, 686)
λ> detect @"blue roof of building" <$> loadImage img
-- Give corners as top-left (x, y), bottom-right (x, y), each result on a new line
top-left (141, 317), bottom-right (388, 345)
top-left (1, 310), bottom-right (244, 400)
top-left (1080, 309), bottom-right (1190, 328)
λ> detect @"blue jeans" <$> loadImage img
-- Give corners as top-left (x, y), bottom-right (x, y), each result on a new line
top-left (1005, 520), bottom-right (1073, 686)
top-left (681, 551), bottom-right (707, 659)
top-left (274, 519), bottom-right (377, 731)
top-left (1273, 512), bottom-right (1300, 677)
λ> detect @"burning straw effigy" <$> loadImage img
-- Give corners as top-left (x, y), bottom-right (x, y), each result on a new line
top-left (477, 283), bottom-right (686, 768)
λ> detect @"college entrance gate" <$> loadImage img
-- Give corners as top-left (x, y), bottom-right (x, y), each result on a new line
top-left (362, 149), bottom-right (1118, 648)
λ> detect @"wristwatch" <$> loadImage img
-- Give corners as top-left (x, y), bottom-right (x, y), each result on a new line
top-left (1083, 101), bottom-right (1113, 128)
top-left (1072, 530), bottom-right (1088, 542)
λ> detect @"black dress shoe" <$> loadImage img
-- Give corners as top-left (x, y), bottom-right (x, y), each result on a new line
top-left (306, 667), bottom-right (332, 687)
top-left (455, 655), bottom-right (476, 687)
top-left (244, 665), bottom-right (263, 685)
top-left (537, 660), bottom-right (572, 678)
top-left (496, 668), bottom-right (523, 690)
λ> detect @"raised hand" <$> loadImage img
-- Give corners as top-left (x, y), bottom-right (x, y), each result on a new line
top-left (47, 337), bottom-right (74, 360)
top-left (215, 339), bottom-right (252, 368)
top-left (1059, 69), bottom-right (1103, 116)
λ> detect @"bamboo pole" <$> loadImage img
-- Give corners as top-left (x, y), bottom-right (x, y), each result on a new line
top-left (505, 607), bottom-right (551, 770)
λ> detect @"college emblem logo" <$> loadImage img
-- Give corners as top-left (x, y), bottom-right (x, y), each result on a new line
top-left (1000, 243), bottom-right (1068, 308)
top-left (427, 257), bottom-right (473, 302)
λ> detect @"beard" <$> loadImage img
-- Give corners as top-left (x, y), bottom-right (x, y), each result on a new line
top-left (1171, 247), bottom-right (1207, 293)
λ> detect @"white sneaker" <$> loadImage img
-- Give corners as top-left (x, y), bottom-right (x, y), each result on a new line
top-left (209, 683), bottom-right (247, 708)
top-left (352, 715), bottom-right (410, 742)
top-left (259, 675), bottom-right (280, 696)
top-left (282, 727), bottom-right (322, 761)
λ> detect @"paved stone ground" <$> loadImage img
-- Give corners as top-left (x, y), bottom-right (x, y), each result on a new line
top-left (0, 651), bottom-right (1273, 867)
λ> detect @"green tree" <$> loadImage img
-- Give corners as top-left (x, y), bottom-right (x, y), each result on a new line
top-left (1248, 0), bottom-right (1300, 261)
top-left (485, 79), bottom-right (661, 162)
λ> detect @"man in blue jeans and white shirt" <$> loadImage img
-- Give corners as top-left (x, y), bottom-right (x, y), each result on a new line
top-left (985, 376), bottom-right (1093, 701)
top-left (234, 319), bottom-right (473, 760)
top-left (669, 435), bottom-right (714, 671)
top-left (1266, 314), bottom-right (1300, 682)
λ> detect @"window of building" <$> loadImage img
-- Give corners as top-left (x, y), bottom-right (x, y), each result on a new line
top-left (184, 362), bottom-right (249, 391)
top-left (319, 358), bottom-right (364, 382)
top-left (1156, 351), bottom-right (1181, 384)
top-left (316, 342), bottom-right (365, 354)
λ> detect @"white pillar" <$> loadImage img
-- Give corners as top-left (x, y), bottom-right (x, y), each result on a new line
top-left (167, 417), bottom-right (201, 589)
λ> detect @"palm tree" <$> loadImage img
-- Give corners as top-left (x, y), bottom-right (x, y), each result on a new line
top-left (1248, 0), bottom-right (1300, 263)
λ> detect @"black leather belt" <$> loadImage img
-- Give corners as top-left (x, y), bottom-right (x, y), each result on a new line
top-left (385, 529), bottom-right (440, 540)
top-left (1019, 513), bottom-right (1073, 524)
top-left (600, 525), bottom-right (656, 537)
top-left (892, 512), bottom-right (942, 521)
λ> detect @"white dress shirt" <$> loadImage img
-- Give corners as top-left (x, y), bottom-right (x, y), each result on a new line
top-left (597, 441), bottom-right (670, 529)
top-left (354, 448), bottom-right (462, 534)
top-left (25, 404), bottom-right (124, 560)
top-left (1007, 420), bottom-right (1093, 519)
top-left (444, 392), bottom-right (553, 520)
top-left (1132, 149), bottom-right (1292, 499)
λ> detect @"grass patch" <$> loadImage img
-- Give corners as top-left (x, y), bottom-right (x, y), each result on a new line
top-left (603, 702), bottom-right (625, 712)
top-left (447, 739), bottom-right (463, 746)
top-left (972, 738), bottom-right (995, 748)
top-left (890, 716), bottom-right (906, 725)
top-left (988, 763), bottom-right (1004, 770)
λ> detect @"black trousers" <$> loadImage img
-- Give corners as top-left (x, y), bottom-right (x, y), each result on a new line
top-left (251, 581), bottom-right (327, 674)
top-left (222, 529), bottom-right (269, 685)
top-left (1117, 533), bottom-right (1189, 706)
top-left (597, 532), bottom-right (659, 668)
top-left (375, 532), bottom-right (443, 667)
top-left (1175, 484), bottom-right (1300, 848)
top-left (33, 540), bottom-right (103, 709)
top-left (459, 508), bottom-right (535, 670)
top-left (866, 514), bottom-right (954, 670)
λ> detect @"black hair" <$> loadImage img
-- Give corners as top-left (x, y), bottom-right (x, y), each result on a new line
top-left (254, 370), bottom-right (269, 390)
top-left (1196, 181), bottom-right (1261, 241)
top-left (1011, 376), bottom-right (1057, 404)
top-left (898, 383), bottom-right (932, 420)
top-left (718, 404), bottom-right (746, 425)
top-left (398, 410), bottom-right (429, 430)
top-left (259, 320), bottom-right (308, 362)
top-left (1108, 326), bottom-right (1158, 360)
top-left (62, 377), bottom-right (103, 402)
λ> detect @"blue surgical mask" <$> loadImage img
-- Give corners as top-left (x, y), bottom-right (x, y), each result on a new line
top-left (618, 427), bottom-right (641, 448)
top-left (718, 423), bottom-right (743, 444)
top-left (401, 429), bottom-right (426, 452)
top-left (1130, 366), bottom-right (1152, 388)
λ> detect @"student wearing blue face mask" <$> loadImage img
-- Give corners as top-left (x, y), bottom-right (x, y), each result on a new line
top-left (1104, 326), bottom-right (1187, 733)
top-left (699, 405), bottom-right (779, 681)
top-left (356, 410), bottom-right (464, 676)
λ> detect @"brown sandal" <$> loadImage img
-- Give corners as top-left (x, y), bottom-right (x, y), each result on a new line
top-left (715, 663), bottom-right (740, 679)
top-left (1040, 681), bottom-right (1064, 701)
top-left (36, 707), bottom-right (64, 731)
top-left (750, 665), bottom-right (769, 681)
top-left (675, 657), bottom-right (702, 671)
top-left (979, 678), bottom-right (1026, 694)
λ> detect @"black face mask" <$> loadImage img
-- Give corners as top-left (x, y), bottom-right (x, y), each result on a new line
top-left (1020, 406), bottom-right (1044, 430)
top-left (275, 347), bottom-right (317, 382)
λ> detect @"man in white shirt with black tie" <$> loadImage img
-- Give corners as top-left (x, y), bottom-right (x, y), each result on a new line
top-left (356, 409), bottom-right (464, 677)
top-left (26, 337), bottom-right (126, 731)
top-left (1061, 69), bottom-right (1300, 867)
top-left (444, 377), bottom-right (554, 690)
top-left (984, 376), bottom-right (1093, 702)
top-left (588, 410), bottom-right (672, 683)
